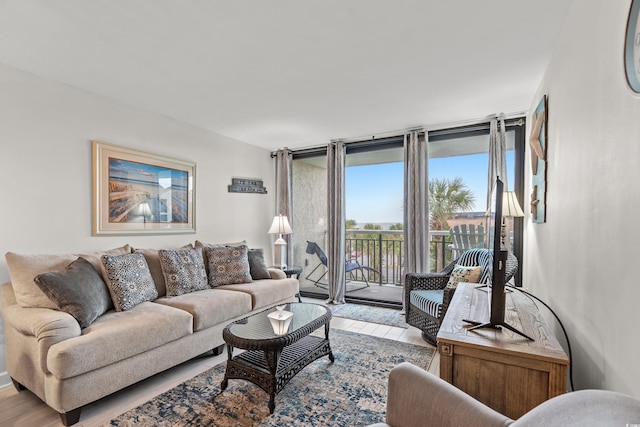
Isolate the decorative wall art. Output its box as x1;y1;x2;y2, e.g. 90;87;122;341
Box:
227;178;267;194
625;0;640;93
529;95;547;223
93;141;196;235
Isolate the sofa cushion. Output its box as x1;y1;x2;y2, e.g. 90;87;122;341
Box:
215;278;299;310
446;264;482;289
101;252;158;311
5;245;130;309
155;288;252;331
159;247;209;296
33;257;112;328
205;245;252;287
47;301;193;380
248;248;271;280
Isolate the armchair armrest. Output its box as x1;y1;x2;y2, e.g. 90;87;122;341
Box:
405;272;450;292
404;273;450;313
384;362;512;427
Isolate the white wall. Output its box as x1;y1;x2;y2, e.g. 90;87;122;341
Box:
524;1;640;397
0;65;276;388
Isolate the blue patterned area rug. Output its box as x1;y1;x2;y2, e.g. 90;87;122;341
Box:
106;330;433;426
327;303;408;328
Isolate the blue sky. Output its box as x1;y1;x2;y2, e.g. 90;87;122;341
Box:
345;152;515;224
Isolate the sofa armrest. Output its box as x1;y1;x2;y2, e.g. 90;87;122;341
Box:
384;362;512;427
268;268;286;280
2;302;81;374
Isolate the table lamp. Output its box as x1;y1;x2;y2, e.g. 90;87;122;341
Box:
268;214;293;269
501;192;524;251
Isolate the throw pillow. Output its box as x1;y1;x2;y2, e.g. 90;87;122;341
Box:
100;252;158;311
5;244;130;309
195;240;247;275
159;247;209;296
446;264;482;289
133;243;194;297
205;245;252;287
33;257;112;328
248;248;271;280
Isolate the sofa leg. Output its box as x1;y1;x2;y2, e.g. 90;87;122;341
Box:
11;377;25;392
59;408;82;426
212;344;225;356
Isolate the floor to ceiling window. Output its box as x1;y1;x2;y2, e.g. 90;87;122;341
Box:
288;118;526;306
428;120;526;285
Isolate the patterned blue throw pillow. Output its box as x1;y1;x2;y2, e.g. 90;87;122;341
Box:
205;245;252;287
159;247;209;296
101;252;158;311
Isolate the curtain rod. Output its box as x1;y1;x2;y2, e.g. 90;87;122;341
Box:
270;111;527;157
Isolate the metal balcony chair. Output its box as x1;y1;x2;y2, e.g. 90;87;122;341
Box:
304;241;380;292
405;248;518;345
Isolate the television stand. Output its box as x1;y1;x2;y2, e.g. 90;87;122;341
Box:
462;318;534;341
437;282;569;419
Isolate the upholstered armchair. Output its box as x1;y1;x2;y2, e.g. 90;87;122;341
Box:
405;248;518;345
367;362;640;427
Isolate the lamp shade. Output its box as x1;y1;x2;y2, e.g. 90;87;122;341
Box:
502;192;525;218
268;215;293;235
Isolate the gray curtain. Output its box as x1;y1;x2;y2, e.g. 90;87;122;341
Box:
326;141;346;304
275;148;293;263
487;114;507;209
403;131;430;277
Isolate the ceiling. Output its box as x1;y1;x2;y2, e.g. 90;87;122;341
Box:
0;0;574;151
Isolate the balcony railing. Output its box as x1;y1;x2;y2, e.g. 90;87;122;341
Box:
345;229;456;286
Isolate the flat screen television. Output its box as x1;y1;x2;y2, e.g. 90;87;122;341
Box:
463;177;533;341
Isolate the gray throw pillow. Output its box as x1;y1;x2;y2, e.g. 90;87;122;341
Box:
159;247;209;296
101;252;158;311
248;248;271;280
33;257;112;328
205;245;252;287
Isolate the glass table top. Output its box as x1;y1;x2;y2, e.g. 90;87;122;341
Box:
227;302;329;341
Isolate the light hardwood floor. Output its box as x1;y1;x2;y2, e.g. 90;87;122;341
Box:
0;307;437;427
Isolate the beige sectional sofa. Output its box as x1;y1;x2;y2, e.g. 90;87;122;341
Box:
0;243;299;426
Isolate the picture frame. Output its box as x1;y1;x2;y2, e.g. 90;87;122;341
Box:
530;95;547;223
625;0;640;93
92;141;196;235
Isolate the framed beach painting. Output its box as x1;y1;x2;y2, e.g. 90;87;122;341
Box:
92;141;196;235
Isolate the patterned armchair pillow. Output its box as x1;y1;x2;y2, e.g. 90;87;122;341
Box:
445;264;482;289
205;245;252;287
159;247;209;296
100;252;158;311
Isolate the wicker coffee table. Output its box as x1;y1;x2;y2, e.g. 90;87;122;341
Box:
221;302;334;413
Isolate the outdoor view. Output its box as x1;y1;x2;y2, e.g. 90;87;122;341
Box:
291;130;518;302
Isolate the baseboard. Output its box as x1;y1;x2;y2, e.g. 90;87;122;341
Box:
0;371;11;389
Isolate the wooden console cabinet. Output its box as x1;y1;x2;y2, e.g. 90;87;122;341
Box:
437;282;569;419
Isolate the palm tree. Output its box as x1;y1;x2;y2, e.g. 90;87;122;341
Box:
429;177;475;230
